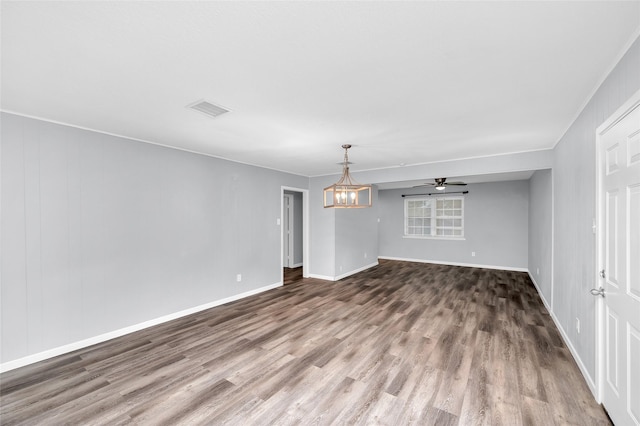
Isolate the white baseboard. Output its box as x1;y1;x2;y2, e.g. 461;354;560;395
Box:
378;256;527;272
307;273;335;281
308;261;379;282
527;270;597;399
0;281;282;373
334;261;379;281
290;263;303;268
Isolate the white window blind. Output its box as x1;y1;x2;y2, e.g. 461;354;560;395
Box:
404;196;464;238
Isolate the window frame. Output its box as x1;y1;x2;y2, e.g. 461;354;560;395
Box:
403;196;465;240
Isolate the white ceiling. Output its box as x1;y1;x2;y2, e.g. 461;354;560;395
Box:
2;1;639;178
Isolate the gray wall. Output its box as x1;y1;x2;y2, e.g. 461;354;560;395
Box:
378;180;529;270
528;169;553;304
334;187;379;277
1;113;308;365
308;175;336;278
308;174;379;279
551;36;640;384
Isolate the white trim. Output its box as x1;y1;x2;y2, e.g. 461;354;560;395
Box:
0;110;309;178
307;261;379;282
310;148;553;178
289;263;304;268
402;236;466;241
553;31;640;149
404;195;465;239
596;89;640;136
307;273;335;281
334;261;379;281
283;193;294;268
594;88;640;404
550;168;555;312
379;256;527;272
281;186;310;279
0;281;282;373
528;271;597;398
527;271;545;307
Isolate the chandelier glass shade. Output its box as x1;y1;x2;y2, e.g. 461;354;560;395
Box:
323;145;372;208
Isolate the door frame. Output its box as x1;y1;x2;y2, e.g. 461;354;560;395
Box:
283;193;294;268
594;88;640;404
281;186;309;281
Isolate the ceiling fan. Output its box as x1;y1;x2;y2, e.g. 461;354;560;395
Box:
414;177;467;191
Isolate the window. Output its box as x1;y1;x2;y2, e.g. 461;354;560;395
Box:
404;196;464;238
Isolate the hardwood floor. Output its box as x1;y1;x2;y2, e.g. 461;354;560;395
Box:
283;267;303;286
0;260;610;425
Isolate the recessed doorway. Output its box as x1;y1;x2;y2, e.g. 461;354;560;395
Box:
281;187;309;285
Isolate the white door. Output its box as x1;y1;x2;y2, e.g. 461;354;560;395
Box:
283;194;293;268
597;93;640;425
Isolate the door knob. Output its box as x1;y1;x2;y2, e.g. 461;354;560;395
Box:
600;269;606;279
590;287;605;297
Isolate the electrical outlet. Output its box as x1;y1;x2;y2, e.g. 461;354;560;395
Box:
471;252;476;257
536;267;540;275
364;252;368;259
576;318;580;333
236;274;242;282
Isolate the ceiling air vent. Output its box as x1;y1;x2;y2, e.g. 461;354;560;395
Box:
187;99;230;119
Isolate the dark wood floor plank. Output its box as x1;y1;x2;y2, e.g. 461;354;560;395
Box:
0;260;610;425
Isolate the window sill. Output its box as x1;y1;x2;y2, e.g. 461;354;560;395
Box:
403;235;466;241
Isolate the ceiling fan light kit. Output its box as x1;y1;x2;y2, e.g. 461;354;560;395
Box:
323;145;372;208
414;177;467;191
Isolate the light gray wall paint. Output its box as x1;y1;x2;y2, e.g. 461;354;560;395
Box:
308;175;379;279
1;113;308;364
284;190;303;266
378;181;529;270
551;36;640;383
308;175;336;278
334;187;379;277
528;169;553;304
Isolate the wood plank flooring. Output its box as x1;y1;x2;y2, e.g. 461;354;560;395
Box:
283;267;303;286
1;260;610;425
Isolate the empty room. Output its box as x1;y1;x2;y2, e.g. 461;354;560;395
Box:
1;1;639;425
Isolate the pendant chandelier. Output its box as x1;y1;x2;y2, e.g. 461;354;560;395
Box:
323;144;372;208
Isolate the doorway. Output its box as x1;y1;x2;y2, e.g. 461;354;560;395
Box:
281;187;309;284
595;89;640;425
283;193;294;268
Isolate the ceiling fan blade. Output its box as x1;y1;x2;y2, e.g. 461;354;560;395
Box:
445;182;467;186
412;183;436;188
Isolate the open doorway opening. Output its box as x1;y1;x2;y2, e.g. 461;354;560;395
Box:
282;187;309;285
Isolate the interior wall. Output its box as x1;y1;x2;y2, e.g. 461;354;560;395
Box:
308;175;336;279
1;113;308;366
308;175;379;280
528;169;553;304
334;187;379;278
378;180;529;270
551;35;640;389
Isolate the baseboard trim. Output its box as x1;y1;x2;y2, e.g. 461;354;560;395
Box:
290;263;303;268
308;261;379;282
334;261;379;281
307;273;335;281
527;270;597;399
378;256;527;272
0;281;282;373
